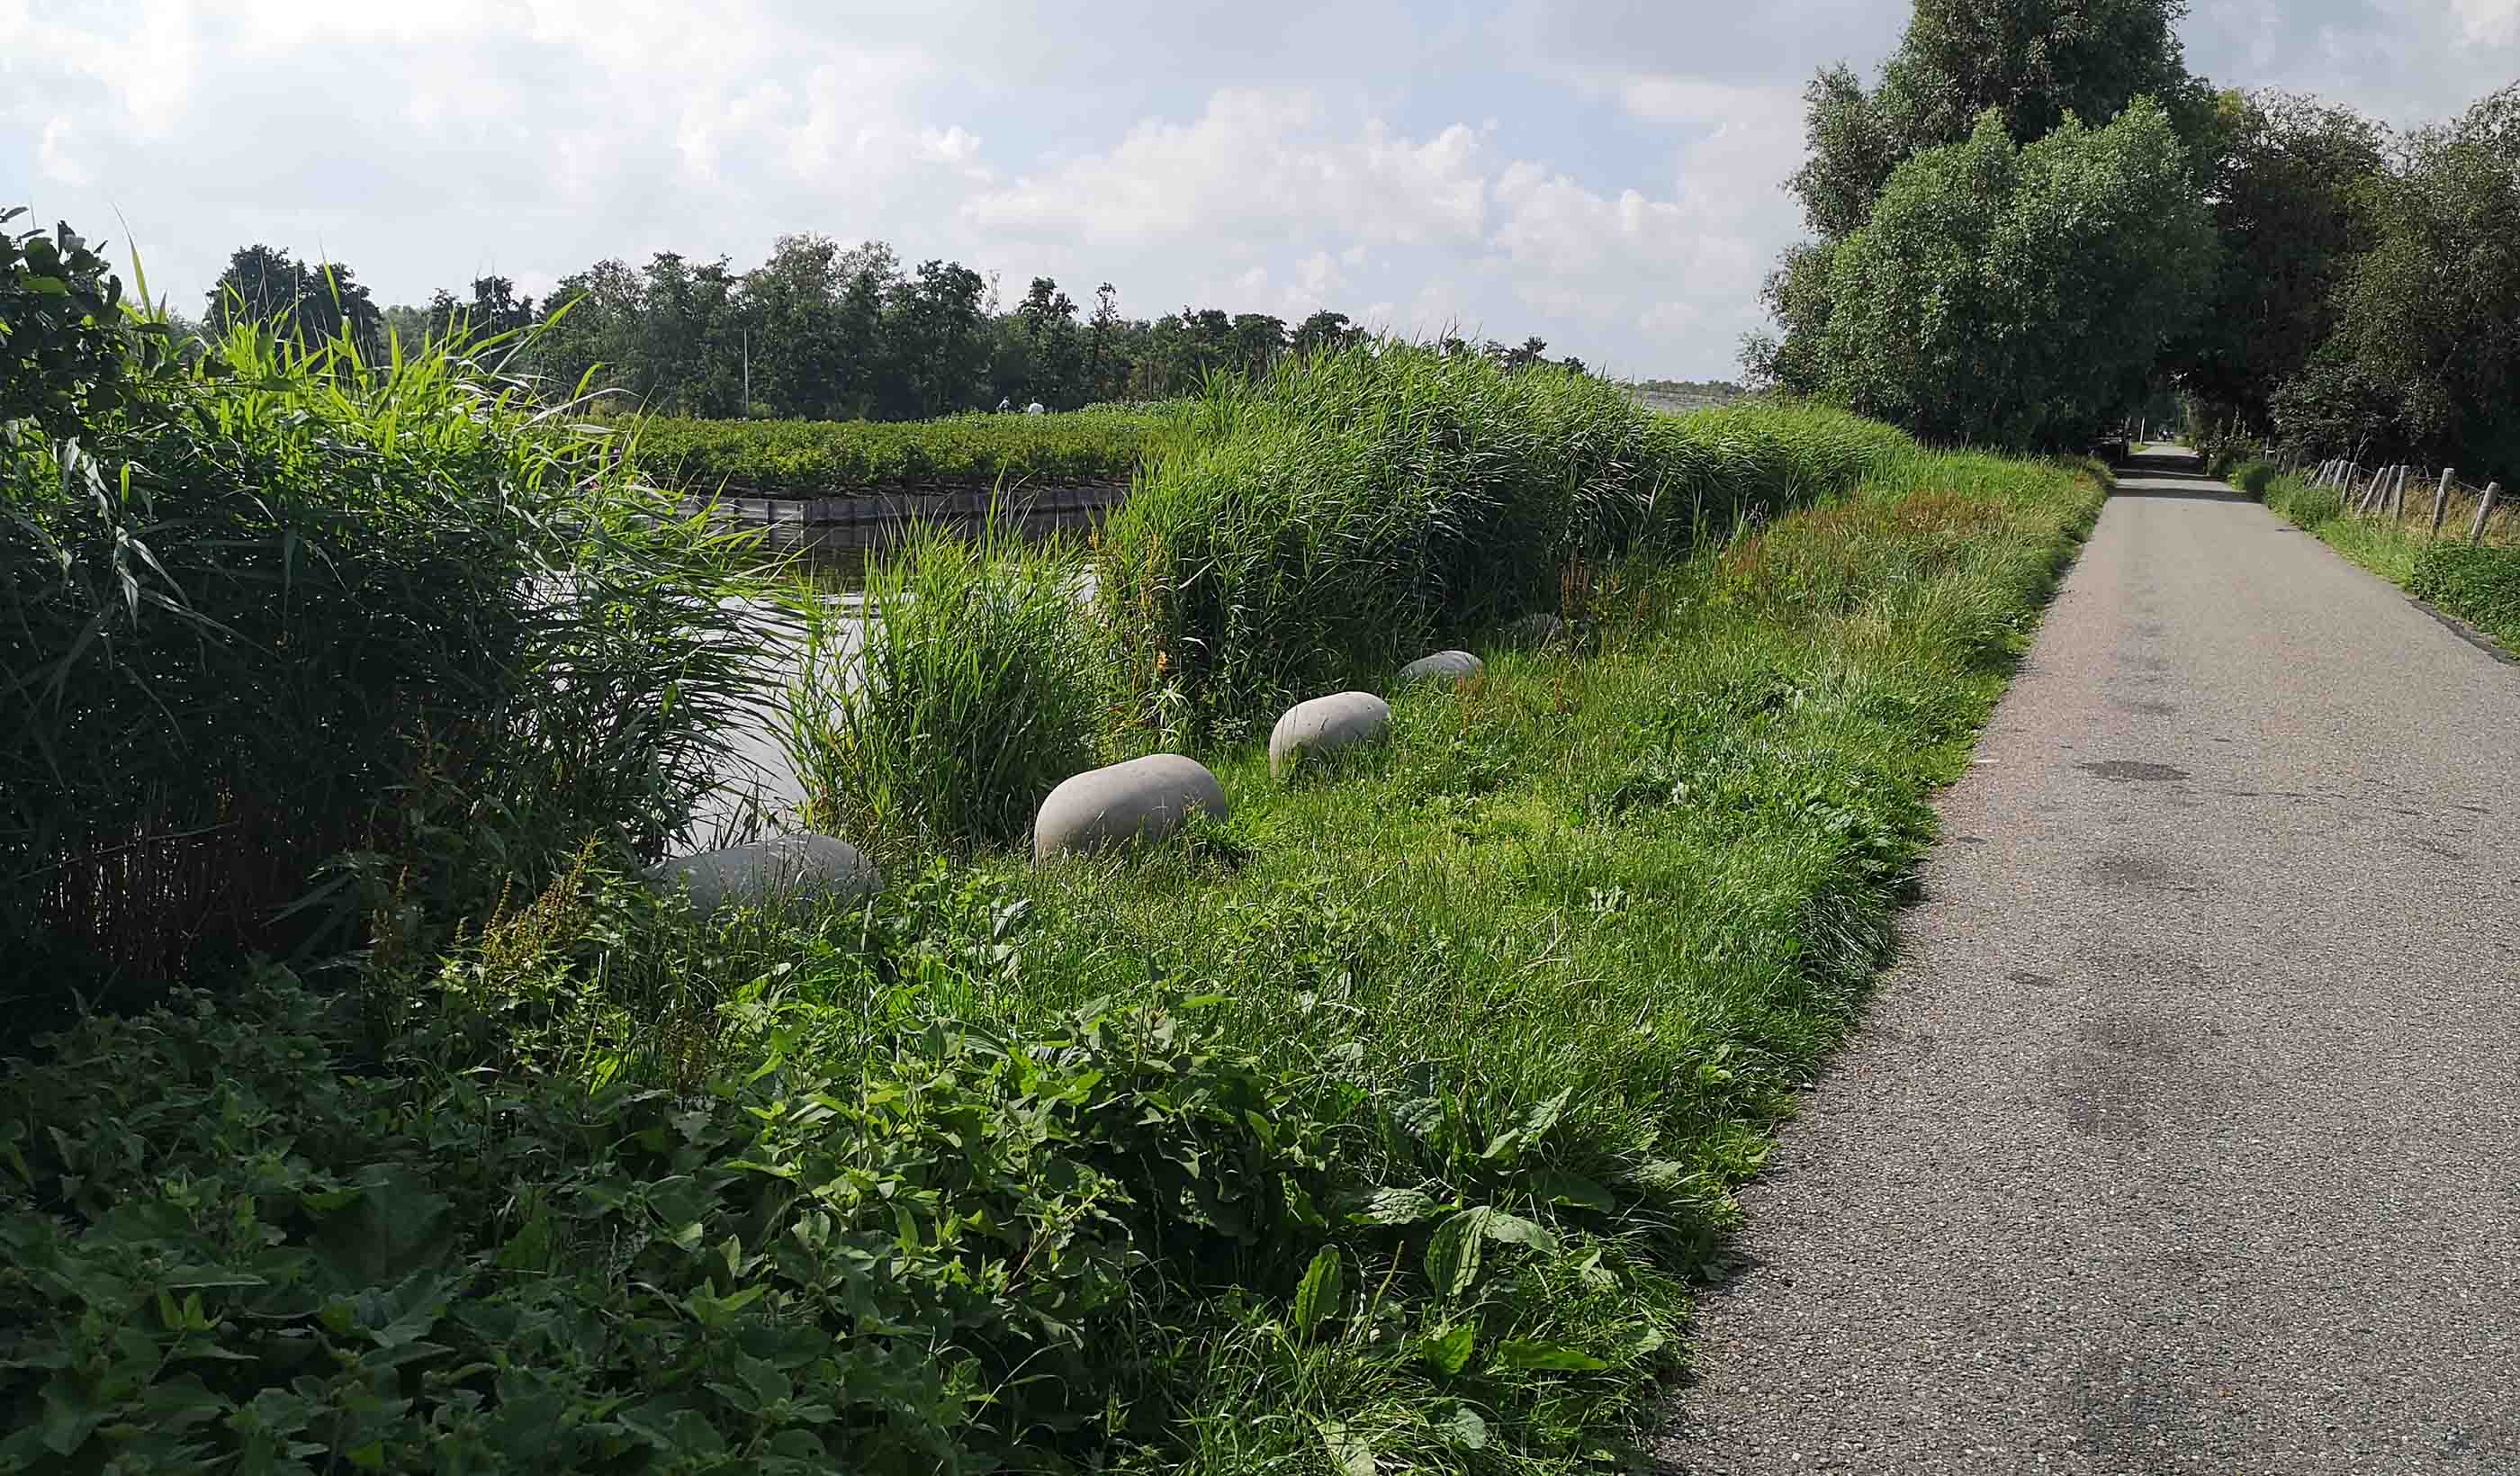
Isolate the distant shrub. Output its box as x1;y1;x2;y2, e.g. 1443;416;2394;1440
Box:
784;517;1100;849
2229;457;2282;498
634;407;1163;495
1095;339;1912;738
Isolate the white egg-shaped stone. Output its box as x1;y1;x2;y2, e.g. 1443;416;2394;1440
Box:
1269;691;1393;779
1033;754;1228;861
1399;650;1483;688
647;834;880;916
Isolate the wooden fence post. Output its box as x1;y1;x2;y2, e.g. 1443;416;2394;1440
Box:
2358;465;2390;515
2389;464;2408;519
2429;469;2455;538
2471;482;2502;545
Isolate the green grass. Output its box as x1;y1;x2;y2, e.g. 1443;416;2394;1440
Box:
3;432;2106;1472
634;407;1166;496
782;516;1102;852
2264;467;2520;652
1097;342;1912;742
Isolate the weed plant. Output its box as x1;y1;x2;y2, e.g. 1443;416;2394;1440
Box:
783;515;1100;851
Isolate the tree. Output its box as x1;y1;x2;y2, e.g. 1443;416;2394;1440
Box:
2174;91;2384;426
1777;0;2216;287
1812;99;2216;447
1506;336;1550;371
2301;82;2520;474
739;234;848;418
1228;313;1285;379
1290;310;1356;356
1010;275;1082;407
883;260;989;418
205;244;384;357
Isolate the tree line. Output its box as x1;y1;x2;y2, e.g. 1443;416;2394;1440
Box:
194;238;1592;422
1750;0;2518;480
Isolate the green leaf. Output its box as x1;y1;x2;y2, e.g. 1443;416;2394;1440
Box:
1480;1210;1556;1253
1424;1207;1487;1298
1518;1085;1573;1138
1318;1421;1376;1476
1423;1322;1476;1375
1291;1246;1343;1342
1495;1338;1608;1372
1359;1187;1440;1225
1440;1405;1490;1450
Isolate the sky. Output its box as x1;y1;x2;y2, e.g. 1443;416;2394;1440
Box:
5;1;2517;382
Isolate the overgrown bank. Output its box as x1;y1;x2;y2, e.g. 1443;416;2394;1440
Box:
2244;460;2520;652
5;275;2106;1472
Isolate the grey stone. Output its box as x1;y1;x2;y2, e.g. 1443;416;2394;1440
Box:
647;833;880;916
1399;650;1483;687
1269;691;1393;778
1506;613;1569;648
1033;754;1228;861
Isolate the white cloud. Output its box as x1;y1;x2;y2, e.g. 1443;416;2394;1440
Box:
4;0;2511;382
2449;0;2520;44
960;88;1489;253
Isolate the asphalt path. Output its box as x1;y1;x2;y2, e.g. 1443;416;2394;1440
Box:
1661;451;2520;1473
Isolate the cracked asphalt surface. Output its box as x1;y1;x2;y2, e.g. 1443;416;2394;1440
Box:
1660;452;2520;1474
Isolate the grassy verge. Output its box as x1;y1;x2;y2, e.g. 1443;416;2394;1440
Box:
634;407;1165;496
2256;464;2520;652
4;422;2104;1471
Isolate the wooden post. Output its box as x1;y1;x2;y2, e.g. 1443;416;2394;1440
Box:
2429;468;2455;538
2358;465;2389;515
2472;482;2501;545
2389;464;2408;520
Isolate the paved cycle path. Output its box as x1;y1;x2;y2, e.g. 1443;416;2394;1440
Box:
1662;451;2520;1473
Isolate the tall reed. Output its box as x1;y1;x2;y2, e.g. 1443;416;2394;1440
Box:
782;512;1100;850
1095;340;1913;739
3;308;772;1009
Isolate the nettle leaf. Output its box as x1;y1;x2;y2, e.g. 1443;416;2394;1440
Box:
1291;1246;1343;1341
1422;1322;1476;1376
1423;1207;1487;1298
1494;1338;1608;1372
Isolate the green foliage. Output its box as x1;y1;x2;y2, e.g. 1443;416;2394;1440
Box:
634;406;1161;494
1778;0;2211;248
2408;544;2520;641
1;210;166;444
0;424;2108;1472
2;303;771;1008
1811;100;2216;448
784;518;1101;850
1095;340;1912;737
2174;90;2385;425
204;243;385;361
0;960;1336;1474
2313;82;2520;479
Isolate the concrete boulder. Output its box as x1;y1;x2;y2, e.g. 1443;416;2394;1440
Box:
1034;754;1228;861
1269;691;1392;778
647;833;880;916
1399;650;1483;688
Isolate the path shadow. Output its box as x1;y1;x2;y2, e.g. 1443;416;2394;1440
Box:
2112;454;2251;502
